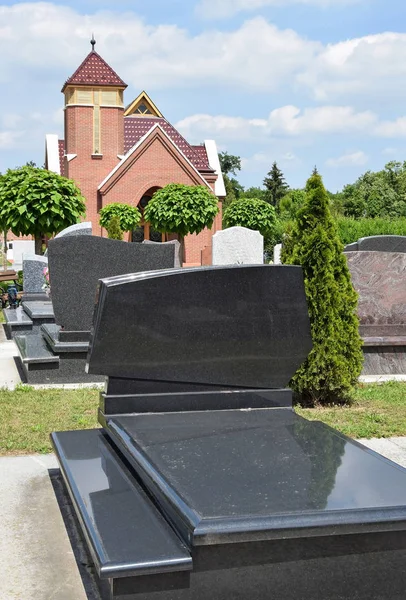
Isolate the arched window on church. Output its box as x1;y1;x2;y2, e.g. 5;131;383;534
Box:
132;194;164;243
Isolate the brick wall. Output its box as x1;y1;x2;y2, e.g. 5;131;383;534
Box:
66;105;124;237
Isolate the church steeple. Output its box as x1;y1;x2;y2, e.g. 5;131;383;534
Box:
63;43;126;160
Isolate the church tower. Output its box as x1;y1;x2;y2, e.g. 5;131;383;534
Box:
61;37;127;230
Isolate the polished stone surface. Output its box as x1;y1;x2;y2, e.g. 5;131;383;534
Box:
54;221;92;238
363;346;406;375
143;239;182;268
212;226;264;265
344;235;406;253
346;251;406;373
51;429;192;579
22;254;48;294
41;323;89;353
48;236;175;332
100;389;292;416
3;307;33;339
105;409;406;545
3;307;33;326
346;251;406;327
87;265;312;389
23;301;54;320
15;334;59;364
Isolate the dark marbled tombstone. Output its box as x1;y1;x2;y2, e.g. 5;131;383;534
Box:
52;265;406;600
15;236;175;383
346;251;406;374
344;234;406;253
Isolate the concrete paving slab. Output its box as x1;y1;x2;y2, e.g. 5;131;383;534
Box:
359;374;406;383
0;454;96;600
358;437;406;469
0;332;22;389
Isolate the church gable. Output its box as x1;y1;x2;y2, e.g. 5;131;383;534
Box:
124;91;163;118
99;124;211;197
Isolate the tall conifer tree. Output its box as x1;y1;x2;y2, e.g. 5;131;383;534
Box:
282;171;363;405
263;161;288;206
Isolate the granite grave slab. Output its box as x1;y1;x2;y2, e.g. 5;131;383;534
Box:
48;236;174;333
87;265;312;389
212;226;263;265
54;221;92;238
22;253;49;300
346;251;406;374
52;264;406;600
143;239;181;267
344;235;406;253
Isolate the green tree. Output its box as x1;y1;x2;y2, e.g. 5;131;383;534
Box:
263;161;289;207
218;152;243;208
106;215;123;240
278;189;306;220
0;166;86;255
99;202;141;233
281;171;363;406
342;164;406;219
218;152;241;176
144;184;219;262
223;198;277;237
241;187;267;201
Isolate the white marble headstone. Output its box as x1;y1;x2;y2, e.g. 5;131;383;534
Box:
212;226;264;265
273;244;282;265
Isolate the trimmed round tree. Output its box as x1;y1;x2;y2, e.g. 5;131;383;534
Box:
223;198;277;237
0;166;86;254
282;171;363;405
99;202;141;234
144;184;219;261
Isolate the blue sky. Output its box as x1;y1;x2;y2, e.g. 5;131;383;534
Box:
1;0;406;192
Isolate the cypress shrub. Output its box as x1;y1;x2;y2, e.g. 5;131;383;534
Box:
106;215;123;240
282;172;363;406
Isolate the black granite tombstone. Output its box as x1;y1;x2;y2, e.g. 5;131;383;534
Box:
14;236;175;384
48;236;175;333
344;234;406;253
52;265;406;600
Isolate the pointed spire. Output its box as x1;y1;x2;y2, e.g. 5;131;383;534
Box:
91;33;96;52
61;44;127;92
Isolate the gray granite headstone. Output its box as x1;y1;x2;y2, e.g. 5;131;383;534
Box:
212;226;264;265
54;222;92;239
48;236;175;332
344;235;406;253
22;254;48;293
142;239;182;268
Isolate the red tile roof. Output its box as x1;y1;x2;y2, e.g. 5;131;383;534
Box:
58;140;65;177
124;117;213;172
61;51;127;92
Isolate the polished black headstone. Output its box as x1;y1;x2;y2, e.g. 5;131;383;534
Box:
48;236;175;332
344;235;406;253
87;265;312;389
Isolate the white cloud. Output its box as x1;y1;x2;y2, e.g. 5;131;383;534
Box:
196;0;359;19
300;32;406;101
382;147;397;156
0;3;405;106
326;151;368;168
176;105;379;142
0;131;25;150
0;6;318;92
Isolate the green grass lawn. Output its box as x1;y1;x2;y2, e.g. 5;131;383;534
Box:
0;382;406;455
0;309;5;323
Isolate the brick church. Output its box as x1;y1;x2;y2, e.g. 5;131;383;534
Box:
45;40;225;265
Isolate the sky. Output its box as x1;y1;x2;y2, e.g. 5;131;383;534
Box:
1;1;406;192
